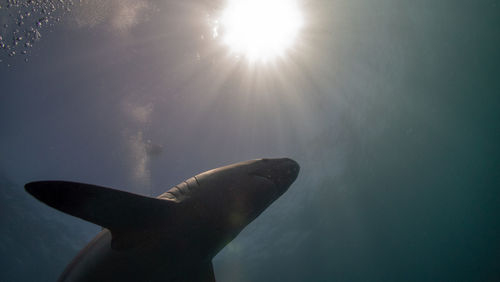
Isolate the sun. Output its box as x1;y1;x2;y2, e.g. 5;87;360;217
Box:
217;0;303;62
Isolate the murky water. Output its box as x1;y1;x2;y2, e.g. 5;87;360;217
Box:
1;0;499;281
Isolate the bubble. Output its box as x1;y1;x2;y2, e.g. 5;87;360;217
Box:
37;17;47;26
1;0;76;60
34;30;41;40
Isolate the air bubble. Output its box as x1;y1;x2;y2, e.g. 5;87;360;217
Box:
1;0;73;60
34;30;41;40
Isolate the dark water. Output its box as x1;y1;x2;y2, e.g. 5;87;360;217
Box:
1;0;499;281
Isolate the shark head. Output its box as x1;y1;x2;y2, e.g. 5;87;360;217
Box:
248;158;301;194
195;158;299;213
199;157;298;191
170;158;299;255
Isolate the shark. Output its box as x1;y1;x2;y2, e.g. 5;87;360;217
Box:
25;158;300;281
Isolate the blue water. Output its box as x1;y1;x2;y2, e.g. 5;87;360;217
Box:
1;0;499;281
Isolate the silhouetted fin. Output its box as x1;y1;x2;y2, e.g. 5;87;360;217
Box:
25;181;175;232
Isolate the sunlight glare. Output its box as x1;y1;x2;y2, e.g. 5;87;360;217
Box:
219;0;303;62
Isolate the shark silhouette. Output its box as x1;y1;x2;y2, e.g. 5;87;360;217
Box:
25;158;300;281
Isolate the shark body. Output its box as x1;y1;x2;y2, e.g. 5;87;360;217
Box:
25;158;300;281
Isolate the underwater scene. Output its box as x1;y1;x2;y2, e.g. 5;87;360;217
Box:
1;0;499;281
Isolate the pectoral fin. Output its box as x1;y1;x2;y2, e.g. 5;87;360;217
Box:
25;181;175;234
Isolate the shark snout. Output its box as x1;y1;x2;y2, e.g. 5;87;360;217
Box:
282;158;300;175
279;158;300;186
253;158;300;191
